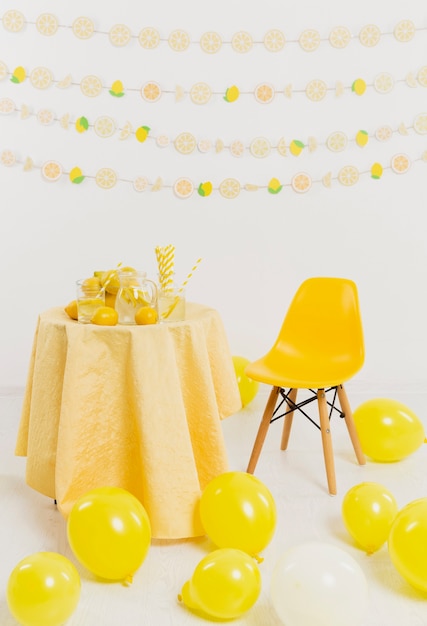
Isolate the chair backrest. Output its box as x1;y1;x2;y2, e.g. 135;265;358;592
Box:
273;277;364;376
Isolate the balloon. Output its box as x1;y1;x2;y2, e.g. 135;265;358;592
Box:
388;498;427;592
270;542;368;626
180;548;261;620
7;552;80;626
199;471;276;556
342;482;398;553
67;486;151;581
353;398;425;462
232;356;259;407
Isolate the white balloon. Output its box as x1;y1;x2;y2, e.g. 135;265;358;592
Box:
270;542;368;626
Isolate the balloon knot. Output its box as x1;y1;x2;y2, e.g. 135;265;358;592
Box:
123;574;133;586
252;554;264;564
177;594;183;603
424;438;427;444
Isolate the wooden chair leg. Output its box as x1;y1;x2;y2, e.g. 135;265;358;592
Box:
337;384;366;466
317;389;337;495
281;388;298;450
247;386;280;474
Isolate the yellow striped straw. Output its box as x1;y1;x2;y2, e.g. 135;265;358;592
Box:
155;244;175;293
163;257;203;319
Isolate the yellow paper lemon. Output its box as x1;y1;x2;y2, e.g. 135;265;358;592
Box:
371;162;383;179
136;126;150;143
198;181;213;197
69;166;85;184
355;130;369;147
75;116;89;133
224;85;240;103
352;78;367;96
109;80;124;97
11;66;26;84
289;140;304;156
268;177;283;194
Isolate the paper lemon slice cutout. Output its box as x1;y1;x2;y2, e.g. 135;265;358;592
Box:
306;79;327;101
95;167;117;189
254;83;275;104
59;113;70;129
0;60;8;81
151;177;163;191
299;29;321;52
394;20;416;42
329;26;351;49
219;178;241;199
36;13;58;36
374;73;394;94
291;172;312;193
119;121;133;140
231;31;253;53
335;81;345;97
417;66;427;87
215;139;225;153
326;131;347;152
391;153;411;174
42;160;62;182
141;81;162;102
109;24;132;47
156;135;170;148
21;104;30;119
230;140;245;157
174;177;194;199
175;85;185;102
190;82;211;105
322;172;332;188
23;157;34;171
338;165;359;186
0;150;16;167
0;97;15;114
398;122;409;135
80;75;103;97
245;183;259;191
56;74;72;89
414;113;427;135
198;139;212;153
30;66;52;90
37;109;55;125
284;84;293;98
168;29;190;51
94;116;116;138
405;73;418;88
174;132;196;155
375;125;393;141
133;176;149;192
72;16;94;40
2;10;25;32
200;31;222;53
264;29;285;52
250;137;271;158
359;24;381;47
277;137;287;156
138;27;160;49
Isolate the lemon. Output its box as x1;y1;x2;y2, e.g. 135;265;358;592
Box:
352;78;367;96
64;300;78;320
136;126;150;143
268;177;283;194
91;306;119;326
224;85;239;103
11;66;26;84
371;163;383;179
135;306;158;325
289;140;304;156
69;166;85;184
355;130;369;147
75;116;89;133
197;181;213;197
109;79;124;97
101;266;136;294
105;292;117;308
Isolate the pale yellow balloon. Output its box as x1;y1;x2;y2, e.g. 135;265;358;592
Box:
232;356;259;406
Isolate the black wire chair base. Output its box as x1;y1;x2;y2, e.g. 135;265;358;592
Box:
270;386;344;431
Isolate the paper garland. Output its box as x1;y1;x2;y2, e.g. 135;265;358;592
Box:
1;97;427;157
1;11;425;53
1;146;426;196
1;60;427;103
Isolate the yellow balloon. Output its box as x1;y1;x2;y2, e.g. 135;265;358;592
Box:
232;356;259;407
388;498;427;592
199;471;276;556
342;482;398;554
180;548;261;620
67;486;151;581
353;398;425;461
7;552;80;626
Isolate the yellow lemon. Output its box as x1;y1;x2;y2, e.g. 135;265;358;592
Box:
109;79;124;97
69;166;85;184
371;162;383;179
268;177;283;194
105;292;117;308
11;66;26;84
64;300;78;320
101;266;136;294
75;116;89;133
355;130;369;147
224;85;240;103
198;181;213;197
136;126;150;143
135;306;158;325
91;306;119;326
289;140;304;156
81;276;101;295
352;78;367;96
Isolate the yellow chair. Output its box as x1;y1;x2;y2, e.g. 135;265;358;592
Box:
245;277;366;495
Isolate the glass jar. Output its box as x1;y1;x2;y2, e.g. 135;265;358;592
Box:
115;270;157;325
157;275;186;322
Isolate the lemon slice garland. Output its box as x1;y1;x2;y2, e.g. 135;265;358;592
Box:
1;11;425;53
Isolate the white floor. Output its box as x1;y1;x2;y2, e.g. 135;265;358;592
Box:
1;387;427;626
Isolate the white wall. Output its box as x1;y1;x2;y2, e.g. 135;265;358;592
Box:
1;0;426;393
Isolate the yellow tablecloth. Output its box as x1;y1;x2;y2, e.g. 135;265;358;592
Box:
16;303;242;539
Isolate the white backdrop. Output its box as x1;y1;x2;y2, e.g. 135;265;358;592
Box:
1;0;426;393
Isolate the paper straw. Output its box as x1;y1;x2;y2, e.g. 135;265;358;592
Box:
162;258;203;319
155;244;175;293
